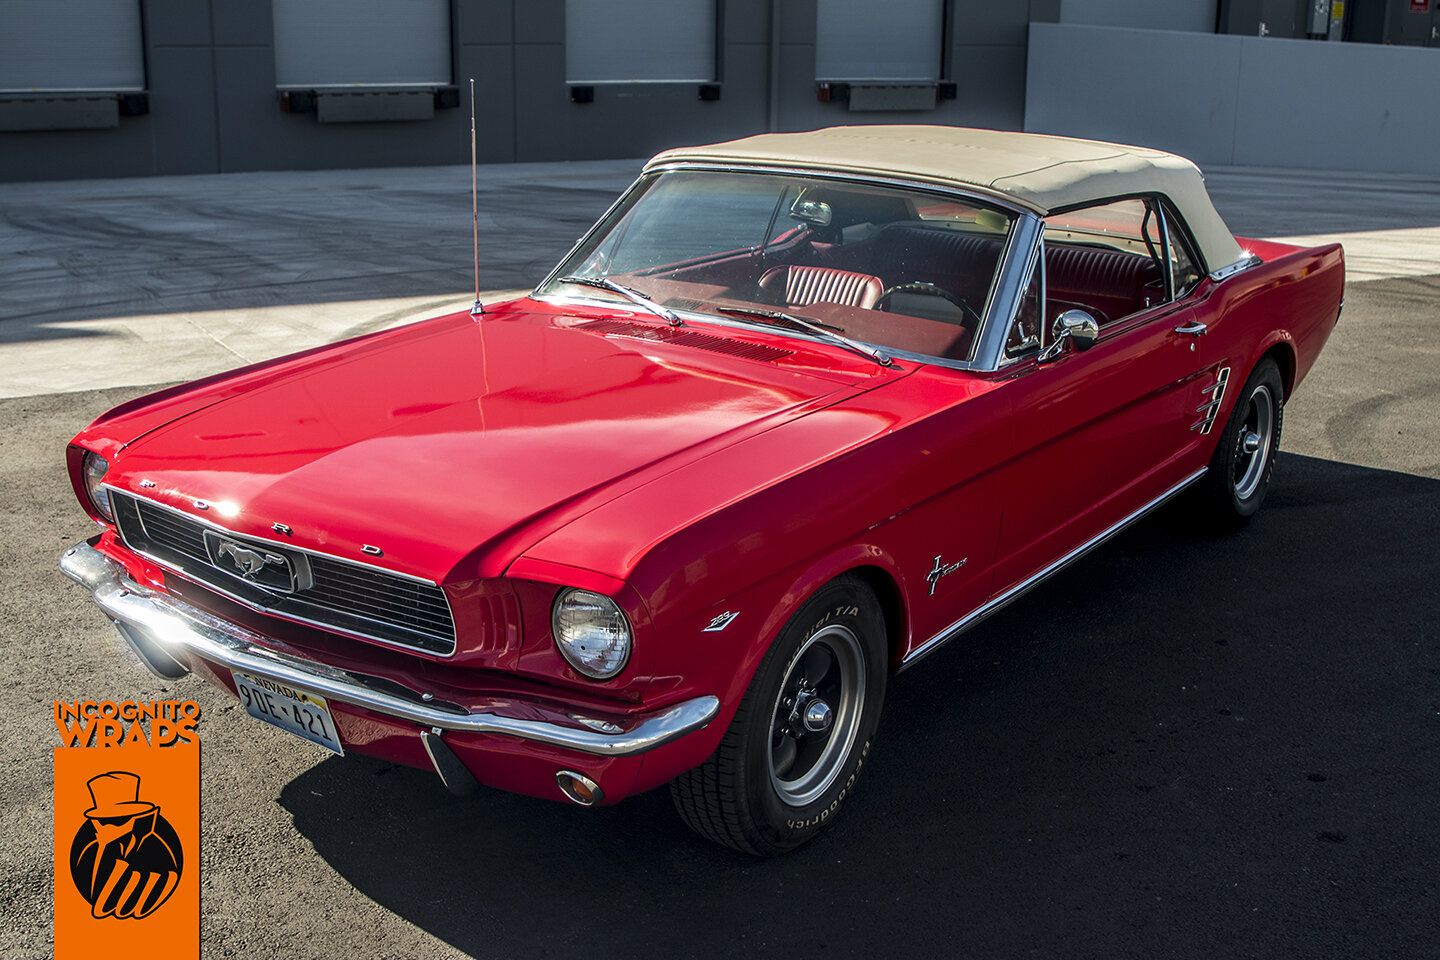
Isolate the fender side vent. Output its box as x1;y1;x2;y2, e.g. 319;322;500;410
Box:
577;319;793;362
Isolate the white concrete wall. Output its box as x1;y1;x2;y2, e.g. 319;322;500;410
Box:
1026;22;1440;175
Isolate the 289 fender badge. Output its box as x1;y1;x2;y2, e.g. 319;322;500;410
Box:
703;611;739;632
925;555;967;596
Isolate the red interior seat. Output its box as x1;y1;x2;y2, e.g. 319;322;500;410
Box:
759;265;884;309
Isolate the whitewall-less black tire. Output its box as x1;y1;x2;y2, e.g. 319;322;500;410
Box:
1201;356;1284;522
670;576;888;856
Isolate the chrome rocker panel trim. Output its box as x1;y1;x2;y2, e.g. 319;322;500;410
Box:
900;468;1207;670
60;541;719;757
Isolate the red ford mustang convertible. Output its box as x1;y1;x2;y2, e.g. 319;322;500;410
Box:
62;126;1343;855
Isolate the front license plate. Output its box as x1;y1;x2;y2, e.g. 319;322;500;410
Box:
233;671;344;756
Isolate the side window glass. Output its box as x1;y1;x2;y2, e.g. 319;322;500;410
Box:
1005;252;1042;358
1042;199;1168;328
1167;217;1203;297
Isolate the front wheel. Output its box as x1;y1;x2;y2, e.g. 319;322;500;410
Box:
670;576;888;856
1199;356;1284;523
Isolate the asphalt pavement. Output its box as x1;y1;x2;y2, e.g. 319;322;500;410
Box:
2;158;1438;959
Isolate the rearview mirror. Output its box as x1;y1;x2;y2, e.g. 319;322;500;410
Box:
789;196;833;227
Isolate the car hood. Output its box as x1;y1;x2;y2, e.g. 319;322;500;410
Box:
96;303;902;581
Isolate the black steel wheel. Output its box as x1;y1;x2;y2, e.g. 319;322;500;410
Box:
1201;356;1284;522
670;576;888;856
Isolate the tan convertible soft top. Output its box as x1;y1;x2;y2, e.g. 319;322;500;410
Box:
648;125;1245;274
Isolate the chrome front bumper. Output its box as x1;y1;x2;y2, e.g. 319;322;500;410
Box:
59;540;718;757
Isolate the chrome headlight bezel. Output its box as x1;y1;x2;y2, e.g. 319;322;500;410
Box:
551;587;632;680
82;451;114;522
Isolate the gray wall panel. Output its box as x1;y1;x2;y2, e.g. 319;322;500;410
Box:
146;45;219;175
1231;36;1439;172
779;0;817;43
515;0;564;44
0;119;156;180
457;43;518;164
725;0;770;45
210;0;273;47
1027;22;1440;175
956;2;1034;45
212;44;286;171
143;0;212;47
513;43;568;160
1026;23;1242;165
947;44;1027;130
457;0;512;44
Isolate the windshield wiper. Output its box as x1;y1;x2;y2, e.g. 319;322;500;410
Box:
717;306;892;367
716;305;845;332
556;276;682;327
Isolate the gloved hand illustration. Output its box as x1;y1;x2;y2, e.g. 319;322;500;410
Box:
70;772;183;919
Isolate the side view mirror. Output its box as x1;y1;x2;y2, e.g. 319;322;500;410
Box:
1037;309;1099;363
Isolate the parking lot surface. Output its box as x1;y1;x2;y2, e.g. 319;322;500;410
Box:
2;159;1437;959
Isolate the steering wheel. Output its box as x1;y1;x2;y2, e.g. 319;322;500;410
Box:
874;282;982;327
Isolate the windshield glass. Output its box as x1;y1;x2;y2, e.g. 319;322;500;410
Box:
537;170;1019;364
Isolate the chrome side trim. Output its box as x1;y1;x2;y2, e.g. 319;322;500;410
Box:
899;468;1207;670
1208;252;1262;283
60;541;720;757
1191;366;1230;434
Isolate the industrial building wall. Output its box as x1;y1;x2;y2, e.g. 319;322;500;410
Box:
0;0;1055;182
1025;21;1440;175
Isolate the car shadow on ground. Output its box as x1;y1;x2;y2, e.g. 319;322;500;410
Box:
277;453;1440;960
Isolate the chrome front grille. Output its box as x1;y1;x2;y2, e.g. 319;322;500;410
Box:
111;491;456;655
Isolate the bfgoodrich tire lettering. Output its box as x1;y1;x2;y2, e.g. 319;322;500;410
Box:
670;576;888;856
1201;356;1284;522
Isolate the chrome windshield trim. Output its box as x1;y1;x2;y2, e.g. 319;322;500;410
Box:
900;468;1207;670
981;214;1046;372
60;541;720;757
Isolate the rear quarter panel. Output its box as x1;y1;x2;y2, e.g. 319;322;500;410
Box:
1206;239;1345;399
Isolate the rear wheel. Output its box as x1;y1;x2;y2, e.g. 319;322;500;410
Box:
1200;356;1284;522
670;576;888;856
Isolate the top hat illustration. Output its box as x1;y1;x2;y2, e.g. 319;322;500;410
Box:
84;772;158;820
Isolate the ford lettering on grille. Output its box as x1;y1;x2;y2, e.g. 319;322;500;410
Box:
110;491;457;655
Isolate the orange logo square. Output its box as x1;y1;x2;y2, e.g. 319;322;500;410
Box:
53;704;199;960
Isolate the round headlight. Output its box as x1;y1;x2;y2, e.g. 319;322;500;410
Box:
83;451;114;522
552;588;631;680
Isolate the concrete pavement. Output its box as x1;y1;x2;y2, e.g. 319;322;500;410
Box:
2;160;1439;399
0;159;641;397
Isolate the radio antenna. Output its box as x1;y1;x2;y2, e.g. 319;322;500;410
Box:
469;77;483;317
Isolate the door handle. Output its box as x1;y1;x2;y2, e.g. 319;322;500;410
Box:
1174;321;1208;336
